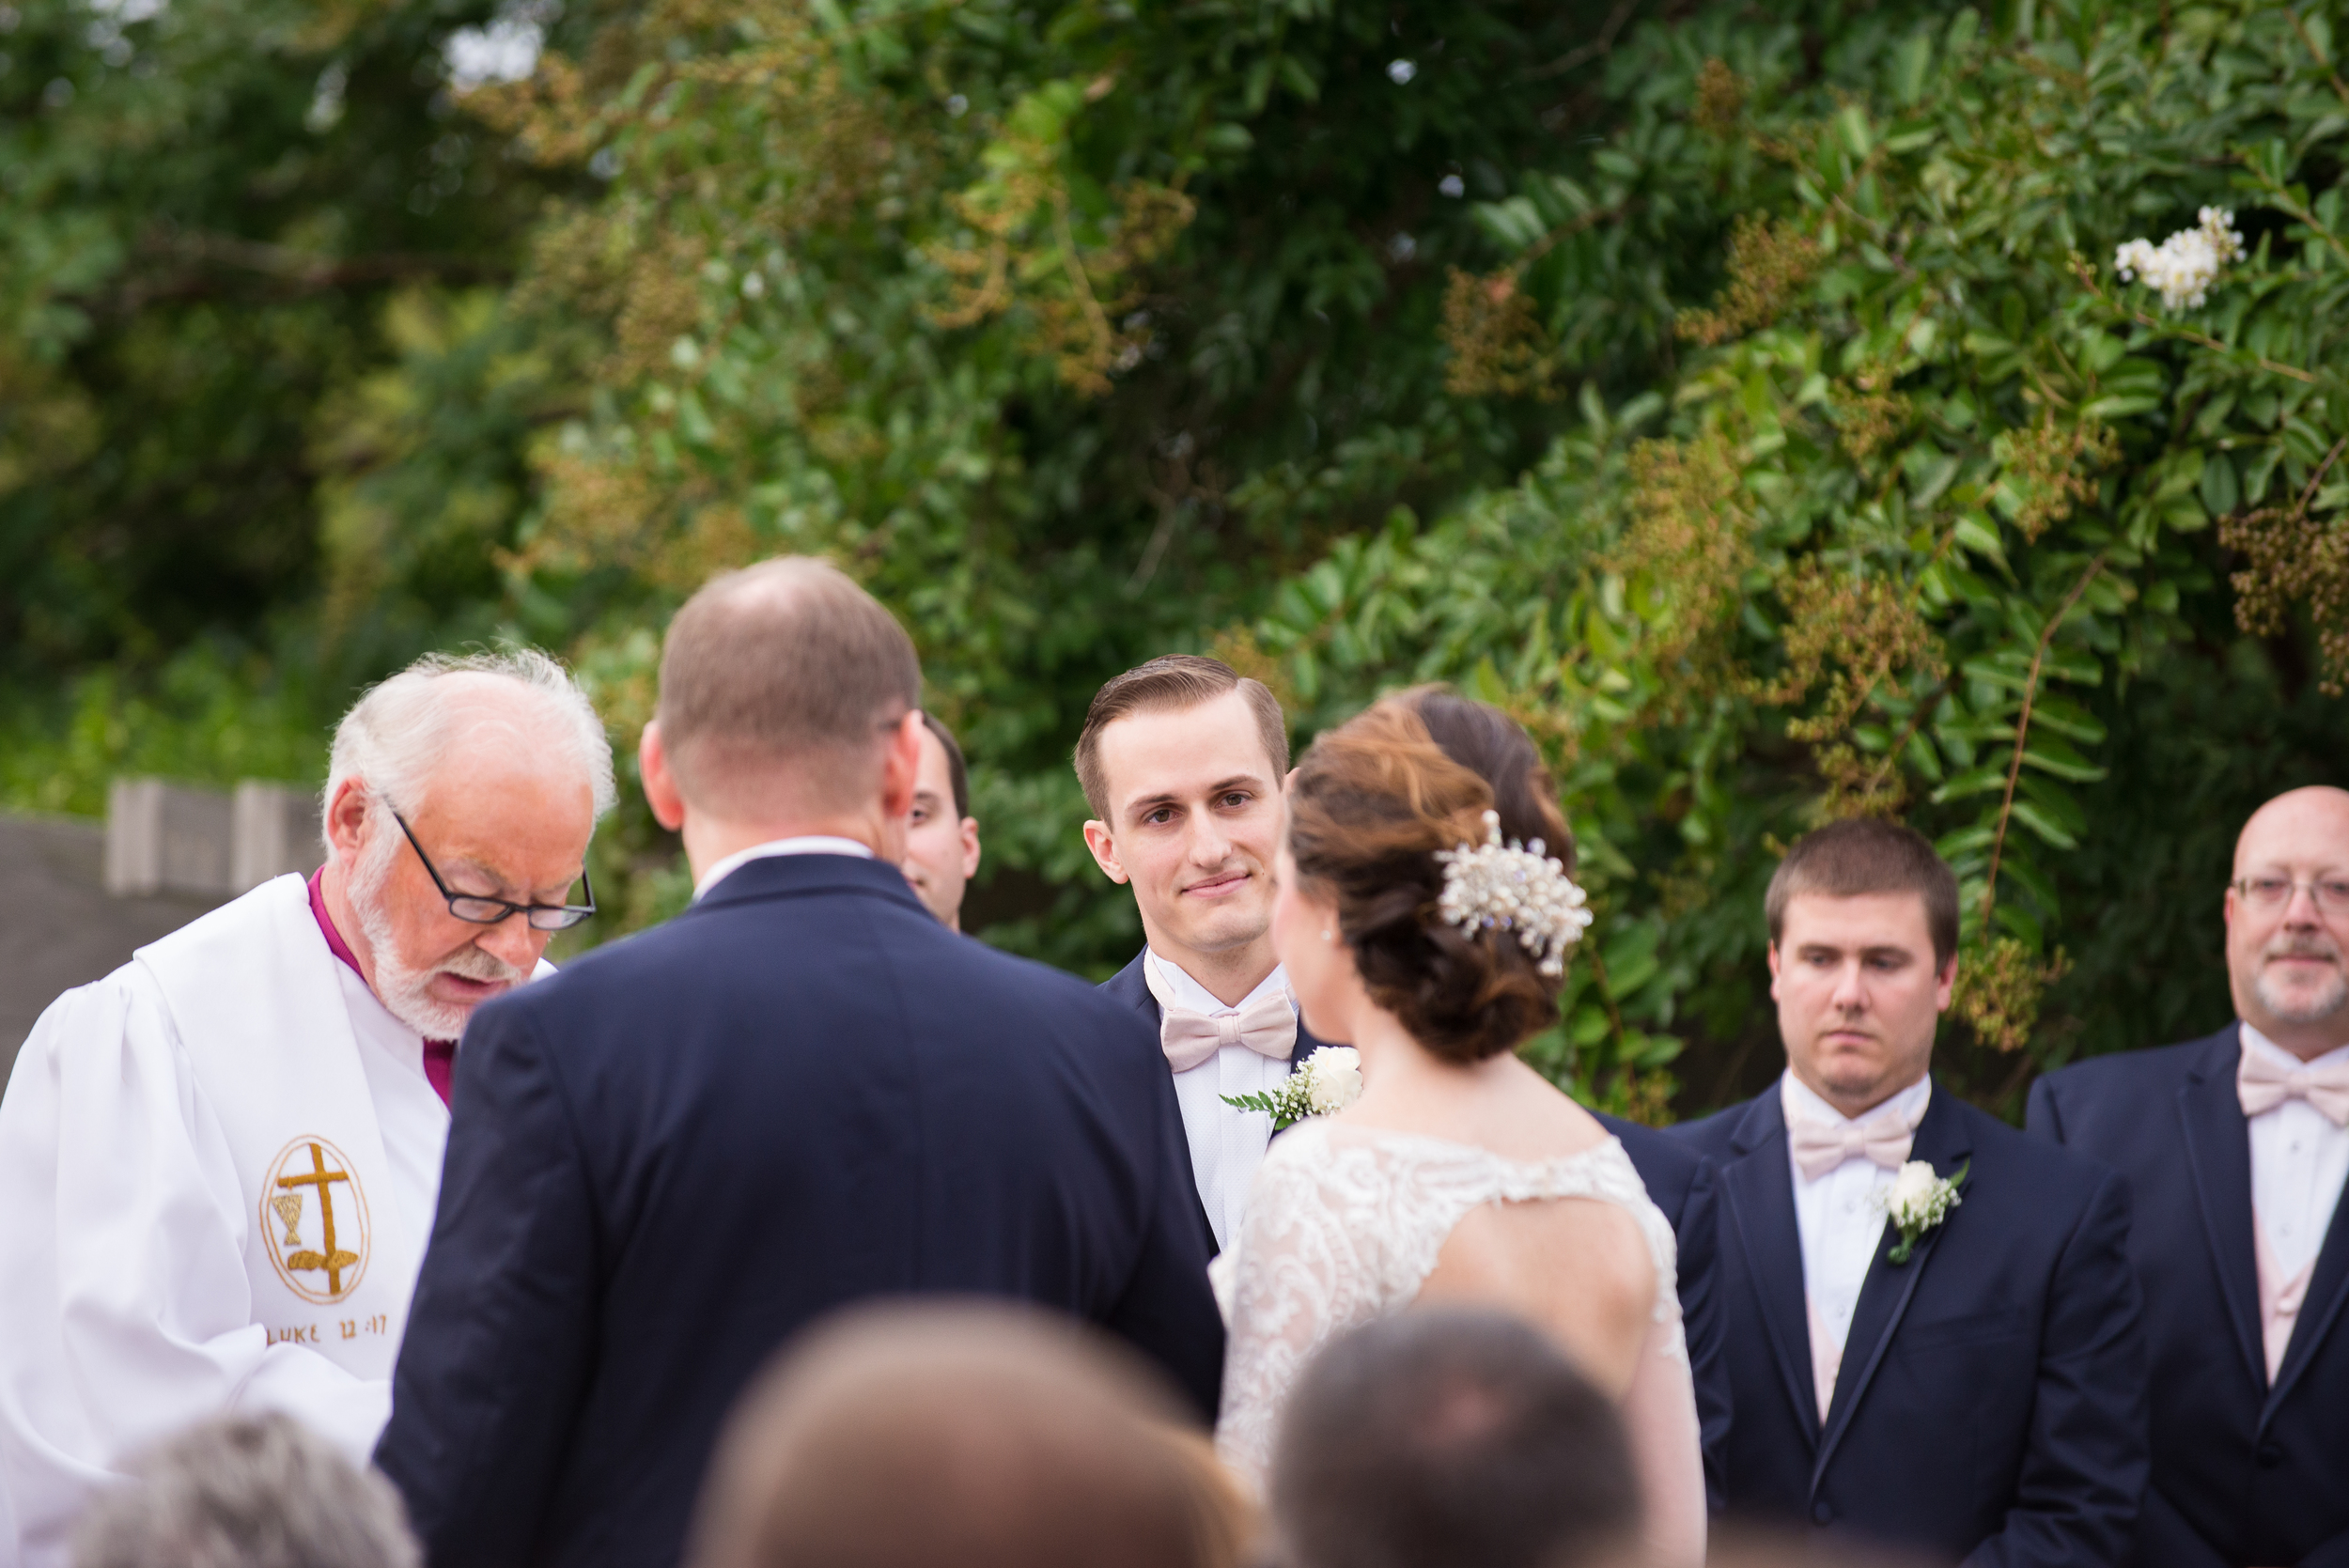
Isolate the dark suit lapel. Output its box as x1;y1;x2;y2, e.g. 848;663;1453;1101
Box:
1812;1086;1973;1487
2177;1026;2265;1392
1102;949;1159;1023
1101;950;1221;1257
1714;1093;1822;1448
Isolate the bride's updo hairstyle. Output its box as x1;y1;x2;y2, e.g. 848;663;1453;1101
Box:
1396;685;1578;879
1285;691;1576;1064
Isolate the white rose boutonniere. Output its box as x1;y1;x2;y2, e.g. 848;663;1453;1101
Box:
1222;1047;1363;1131
1876;1158;1968;1265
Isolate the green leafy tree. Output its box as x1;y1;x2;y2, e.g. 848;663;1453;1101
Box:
0;0;562;806
1244;0;2349;1116
7;0;2344;1126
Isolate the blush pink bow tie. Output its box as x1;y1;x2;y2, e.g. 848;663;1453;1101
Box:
2238;1049;2349;1126
1161;992;1297;1074
1789;1110;1916;1181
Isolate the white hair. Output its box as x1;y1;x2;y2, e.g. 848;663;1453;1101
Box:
71;1410;420;1568
321;646;617;854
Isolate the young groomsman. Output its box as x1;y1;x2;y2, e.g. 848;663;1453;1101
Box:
2030;784;2349;1567
1076;656;1327;1256
1674;818;2146;1564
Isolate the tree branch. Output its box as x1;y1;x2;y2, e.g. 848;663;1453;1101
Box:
1980;551;2108;936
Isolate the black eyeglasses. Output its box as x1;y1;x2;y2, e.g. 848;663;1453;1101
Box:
392;811;598;930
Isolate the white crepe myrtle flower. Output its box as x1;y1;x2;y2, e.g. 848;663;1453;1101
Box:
2114;207;2244;312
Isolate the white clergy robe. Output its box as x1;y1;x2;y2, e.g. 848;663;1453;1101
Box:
0;874;541;1567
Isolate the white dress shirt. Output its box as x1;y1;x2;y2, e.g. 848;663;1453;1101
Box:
1783;1070;1934;1359
1146;950;1295;1252
2242;1023;2349;1285
693;835;874;900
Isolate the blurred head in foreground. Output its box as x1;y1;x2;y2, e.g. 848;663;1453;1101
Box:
688;1301;1252;1568
1271;1308;1640;1568
72;1411;419;1568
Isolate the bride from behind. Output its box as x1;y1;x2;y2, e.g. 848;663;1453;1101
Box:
1214;691;1703;1565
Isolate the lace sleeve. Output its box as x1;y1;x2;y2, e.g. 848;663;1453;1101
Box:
1622;1262;1706;1566
1212;1127;1377;1489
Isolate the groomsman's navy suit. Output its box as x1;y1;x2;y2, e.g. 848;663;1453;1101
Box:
1102;947;1732;1508
1673;1080;2148;1565
2030;1026;2349;1567
377;856;1223;1568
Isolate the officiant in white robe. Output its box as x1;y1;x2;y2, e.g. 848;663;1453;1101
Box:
0;647;614;1568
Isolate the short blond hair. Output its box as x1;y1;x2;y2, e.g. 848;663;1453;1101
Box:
1073;655;1288;820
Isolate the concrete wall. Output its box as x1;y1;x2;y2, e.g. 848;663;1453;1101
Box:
2;780;318;1090
0;814;226;1089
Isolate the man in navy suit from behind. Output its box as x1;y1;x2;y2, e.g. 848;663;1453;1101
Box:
1674;818;2145;1565
2030;785;2349;1567
374;559;1222;1568
1076;662;1728;1500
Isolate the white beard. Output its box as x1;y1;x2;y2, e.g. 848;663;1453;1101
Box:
347;829;526;1040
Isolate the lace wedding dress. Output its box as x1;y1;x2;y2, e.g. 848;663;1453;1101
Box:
1213;1120;1706;1565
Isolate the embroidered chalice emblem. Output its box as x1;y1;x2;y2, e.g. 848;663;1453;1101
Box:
259;1137;371;1305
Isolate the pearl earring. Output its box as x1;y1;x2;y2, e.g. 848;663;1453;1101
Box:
1321;927;1334;941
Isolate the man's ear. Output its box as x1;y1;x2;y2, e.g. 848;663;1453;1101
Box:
1081;819;1128;885
958;817;982;879
879;710;925;820
1934;953;1958;1013
323;777;373;868
640;722;687;831
1765;940;1782;1002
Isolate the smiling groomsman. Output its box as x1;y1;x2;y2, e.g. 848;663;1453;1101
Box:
2030;785;2349;1567
1076;656;1324;1257
1674;818;2146;1565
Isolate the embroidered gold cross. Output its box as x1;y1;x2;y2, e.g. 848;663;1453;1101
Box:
275;1142;358;1296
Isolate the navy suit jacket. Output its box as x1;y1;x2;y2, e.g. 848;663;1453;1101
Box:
1102;949;1729;1507
376;857;1223;1568
2030;1026;2349;1568
1673;1081;2147;1566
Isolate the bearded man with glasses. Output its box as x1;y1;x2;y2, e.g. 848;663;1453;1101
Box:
0;648;612;1568
2031;784;2349;1568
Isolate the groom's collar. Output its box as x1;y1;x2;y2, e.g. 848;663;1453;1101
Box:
1143;948;1289;1017
690;849;927;916
693;835;874;901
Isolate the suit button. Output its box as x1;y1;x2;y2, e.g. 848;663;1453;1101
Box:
1812;1502;1834;1525
2257;1444;2284;1470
